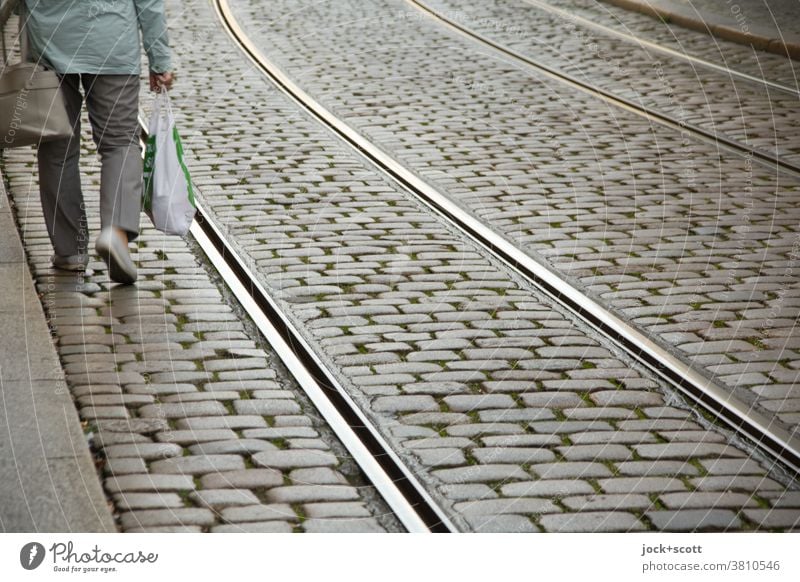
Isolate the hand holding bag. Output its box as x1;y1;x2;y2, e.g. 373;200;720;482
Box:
0;0;72;148
143;90;196;236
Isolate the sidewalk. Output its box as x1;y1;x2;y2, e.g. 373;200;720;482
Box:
601;0;800;59
0;169;114;532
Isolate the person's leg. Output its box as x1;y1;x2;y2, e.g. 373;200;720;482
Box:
36;74;89;259
82;74;142;284
82;74;142;242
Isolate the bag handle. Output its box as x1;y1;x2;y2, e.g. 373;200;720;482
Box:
151;89;172;123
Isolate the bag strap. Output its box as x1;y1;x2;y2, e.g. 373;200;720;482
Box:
1;0;23;67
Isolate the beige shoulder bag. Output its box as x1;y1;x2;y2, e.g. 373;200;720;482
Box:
0;0;72;148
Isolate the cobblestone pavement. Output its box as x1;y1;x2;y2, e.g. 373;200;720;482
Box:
418;0;800;166
56;0;800;531
553;0;800;86
225;0;800;437
1;145;396;534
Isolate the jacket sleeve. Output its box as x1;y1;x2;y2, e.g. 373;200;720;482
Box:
134;0;172;72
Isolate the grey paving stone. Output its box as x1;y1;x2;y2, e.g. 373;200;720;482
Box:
112;493;184;511
446;423;526;437
232;399;303;416
569;431;658;445
211;521;294;533
481;434;561;447
616;461;701;477
590;390;665;407
94;431;152;448
267;485;361;503
139;402;228;418
660;492;760;509
413;448;467;467
599;477;687;494
654;431;727;444
150;455;246;475
531;462;614;479
162;391;239;403
646;509;743;531
443;394;517;411
439;484;498;501
303;502;373;519
119;508;216;530
105;474;196;493
700;458;770;475
101;443;182;460
373;395;440;413
252;449;339;469
401;412;472;424
763;491;800;508
557;444;633;461
103;458;148;476
188;439;279;455
635;443;746;459
405;436;475;449
540;512;646;532
176;416;268;430
203;380;278;392
562;494;655;511
432;464;529;483
289;468;348;485
243;427;319;439
690;476;784;492
125;526;204;533
302;518;385;533
520;392;586;408
742;509;800;529
472;447;556;464
190;489;261;508
479;409;555;422
465;514;539;533
501;479;595;497
220;504;297;522
157;429;239;444
529;420;614;433
455;498;558;516
200;469;284;489
80;405;130;420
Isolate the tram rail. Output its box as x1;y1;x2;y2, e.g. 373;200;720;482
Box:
138;135;456;534
521;0;799;97
408;0;800;177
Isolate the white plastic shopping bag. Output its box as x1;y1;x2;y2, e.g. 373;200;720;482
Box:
143;91;196;236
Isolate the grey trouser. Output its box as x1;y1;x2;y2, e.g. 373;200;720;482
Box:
37;74;142;257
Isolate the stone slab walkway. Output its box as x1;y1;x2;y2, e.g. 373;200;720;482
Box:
601;0;800;58
0;170;115;532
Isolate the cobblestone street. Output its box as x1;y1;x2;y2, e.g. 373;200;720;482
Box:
1;0;799;534
225;0;800;435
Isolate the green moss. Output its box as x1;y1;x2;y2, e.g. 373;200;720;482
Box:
746;337;768;350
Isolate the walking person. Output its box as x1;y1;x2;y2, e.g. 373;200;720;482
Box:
22;0;174;284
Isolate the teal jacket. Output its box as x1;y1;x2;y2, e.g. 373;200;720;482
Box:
23;0;171;74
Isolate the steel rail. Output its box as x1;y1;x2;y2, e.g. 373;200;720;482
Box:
521;0;800;96
213;0;800;474
408;0;800;178
136;125;457;534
